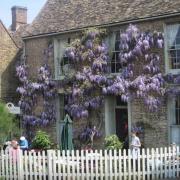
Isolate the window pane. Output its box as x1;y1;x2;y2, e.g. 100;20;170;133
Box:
116;63;122;73
111;63;115;73
109;29;126;73
175;96;180;125
115;41;120;51
115;31;120;41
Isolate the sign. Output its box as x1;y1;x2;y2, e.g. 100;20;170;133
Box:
6;103;20;114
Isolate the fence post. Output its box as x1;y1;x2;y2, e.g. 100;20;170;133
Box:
18;149;23;179
47;150;53;180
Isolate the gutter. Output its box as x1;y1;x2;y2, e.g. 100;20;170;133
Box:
23;11;180;40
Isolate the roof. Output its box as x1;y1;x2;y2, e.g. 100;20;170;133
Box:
24;0;180;38
0;20;19;48
10;24;29;48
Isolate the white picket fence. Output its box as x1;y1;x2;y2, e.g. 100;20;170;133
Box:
0;146;179;180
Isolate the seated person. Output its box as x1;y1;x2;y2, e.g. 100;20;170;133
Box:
19;136;28;150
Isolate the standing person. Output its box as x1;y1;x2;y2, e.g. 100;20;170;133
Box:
9;140;20;164
130;131;141;159
19;136;28;150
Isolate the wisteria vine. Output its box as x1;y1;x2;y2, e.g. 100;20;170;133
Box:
104;25;165;111
64;28;108;119
64;25;165;119
16;44;56;127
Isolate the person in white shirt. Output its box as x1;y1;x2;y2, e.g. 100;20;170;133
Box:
130;131;141;159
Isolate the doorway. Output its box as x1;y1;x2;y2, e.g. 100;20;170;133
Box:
115;96;128;148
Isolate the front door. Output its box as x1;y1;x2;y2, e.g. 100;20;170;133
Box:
115;96;128;148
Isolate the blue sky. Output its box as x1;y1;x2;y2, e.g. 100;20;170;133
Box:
0;0;47;28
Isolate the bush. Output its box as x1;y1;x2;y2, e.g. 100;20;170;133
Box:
31;131;52;150
104;134;123;150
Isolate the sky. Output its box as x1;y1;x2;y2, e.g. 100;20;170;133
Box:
0;0;47;28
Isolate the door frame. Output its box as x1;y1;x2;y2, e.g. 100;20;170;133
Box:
105;96;132;143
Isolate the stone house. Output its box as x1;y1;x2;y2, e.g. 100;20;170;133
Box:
22;0;180;148
0;6;28;105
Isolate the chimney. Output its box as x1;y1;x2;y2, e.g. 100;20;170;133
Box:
11;6;27;31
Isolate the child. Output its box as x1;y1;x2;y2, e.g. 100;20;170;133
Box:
19;136;28;150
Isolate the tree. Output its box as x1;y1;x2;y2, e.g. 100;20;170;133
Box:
0;102;18;146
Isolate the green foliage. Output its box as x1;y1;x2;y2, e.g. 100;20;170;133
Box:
104;134;123;150
32;130;52;150
0;102;19;146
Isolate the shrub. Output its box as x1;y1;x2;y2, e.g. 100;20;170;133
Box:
104;134;123;150
31;131;52;150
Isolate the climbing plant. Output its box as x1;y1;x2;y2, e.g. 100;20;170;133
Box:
16;44;56;128
64;25;165;120
63;28;108;119
104;25;165;111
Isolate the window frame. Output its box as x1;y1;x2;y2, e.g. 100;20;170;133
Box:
107;29;125;74
167;95;180;145
164;23;180;74
54;35;75;80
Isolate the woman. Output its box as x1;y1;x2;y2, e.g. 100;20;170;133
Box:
130;131;141;159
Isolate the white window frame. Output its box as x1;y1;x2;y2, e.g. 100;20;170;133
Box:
167;96;180;145
104;96;132;143
54;35;74;80
164;23;180;74
107;29;126;74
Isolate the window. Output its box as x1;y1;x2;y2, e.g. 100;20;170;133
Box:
168;96;180;145
54;37;71;79
166;24;180;70
175;96;180;125
108;30;123;73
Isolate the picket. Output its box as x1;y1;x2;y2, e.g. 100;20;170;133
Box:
0;146;179;179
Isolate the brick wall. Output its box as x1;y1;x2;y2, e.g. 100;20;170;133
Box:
0;22;19;104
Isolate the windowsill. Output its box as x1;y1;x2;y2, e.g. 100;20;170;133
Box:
170;125;180;127
106;72;122;78
54;75;65;80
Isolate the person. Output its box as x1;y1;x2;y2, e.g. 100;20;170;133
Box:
130;131;141;159
170;142;179;161
19;136;28;150
9;140;20;164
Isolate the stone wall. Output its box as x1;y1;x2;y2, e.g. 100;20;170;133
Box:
25;36;57;143
24;15;180;148
0;22;19;104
